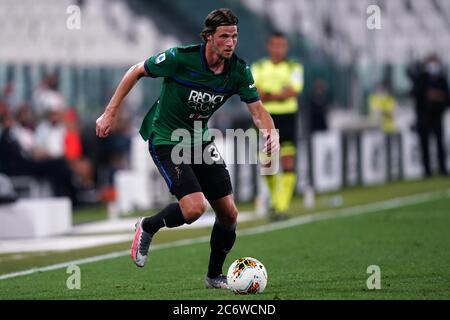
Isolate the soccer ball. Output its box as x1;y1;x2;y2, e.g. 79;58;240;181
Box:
227;257;268;294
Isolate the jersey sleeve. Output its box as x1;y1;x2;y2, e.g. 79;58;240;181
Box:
144;47;179;78
238;64;260;104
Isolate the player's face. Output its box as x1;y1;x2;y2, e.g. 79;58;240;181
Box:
209;26;238;60
267;36;288;62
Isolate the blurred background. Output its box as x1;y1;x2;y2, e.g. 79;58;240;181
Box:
0;0;449;245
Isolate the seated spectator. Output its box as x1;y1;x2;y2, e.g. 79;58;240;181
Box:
34;103;95;190
31;74;65;119
11;103;37;155
64;108;94;189
35;103;67;159
0;109;78;205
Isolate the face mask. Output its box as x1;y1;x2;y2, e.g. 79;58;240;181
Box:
426;62;441;76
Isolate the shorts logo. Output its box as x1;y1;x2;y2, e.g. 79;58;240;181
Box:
187;90;225;112
175;166;182;179
155;53;166;64
208;145;221;162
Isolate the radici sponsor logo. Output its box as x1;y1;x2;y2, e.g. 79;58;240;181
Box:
187;90;225;113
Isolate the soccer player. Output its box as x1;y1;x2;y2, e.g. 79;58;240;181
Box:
251;32;304;220
96;8;279;289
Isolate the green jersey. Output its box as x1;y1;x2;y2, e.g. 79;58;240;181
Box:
139;44;260;146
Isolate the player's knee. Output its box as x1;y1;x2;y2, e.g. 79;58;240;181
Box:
183;200;208;224
218;205;238;228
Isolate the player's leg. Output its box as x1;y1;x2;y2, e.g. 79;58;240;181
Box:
132;192;208;268
141;191;207;232
131;143;208;267
275;141;297;213
261;152;280;213
269;114;297;219
193;142;235;288
263;114;281;213
205;194;238;288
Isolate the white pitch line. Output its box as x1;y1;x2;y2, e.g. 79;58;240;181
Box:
0;190;447;281
238;190;447;237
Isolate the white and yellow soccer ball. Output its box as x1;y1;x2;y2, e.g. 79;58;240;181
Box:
227;257;268;294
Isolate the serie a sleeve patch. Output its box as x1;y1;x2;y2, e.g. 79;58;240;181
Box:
155;52;166;64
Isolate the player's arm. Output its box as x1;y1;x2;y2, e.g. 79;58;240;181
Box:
96;61;148;138
257;63;303;102
247;100;280;155
258;87;298;102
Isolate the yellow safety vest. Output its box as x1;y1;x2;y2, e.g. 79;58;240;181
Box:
251;58;304;114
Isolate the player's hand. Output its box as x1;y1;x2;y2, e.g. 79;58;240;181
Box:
96;110;115;138
262;129;280;156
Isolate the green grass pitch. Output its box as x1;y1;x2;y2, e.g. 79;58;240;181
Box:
0;191;449;299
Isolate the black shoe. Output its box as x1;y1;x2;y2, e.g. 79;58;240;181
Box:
205;274;228;289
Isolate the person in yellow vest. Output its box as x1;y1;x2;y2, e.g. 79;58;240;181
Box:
368;84;397;134
251;32;304;220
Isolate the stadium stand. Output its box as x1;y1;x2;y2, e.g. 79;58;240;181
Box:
242;0;450;64
0;0;180;65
